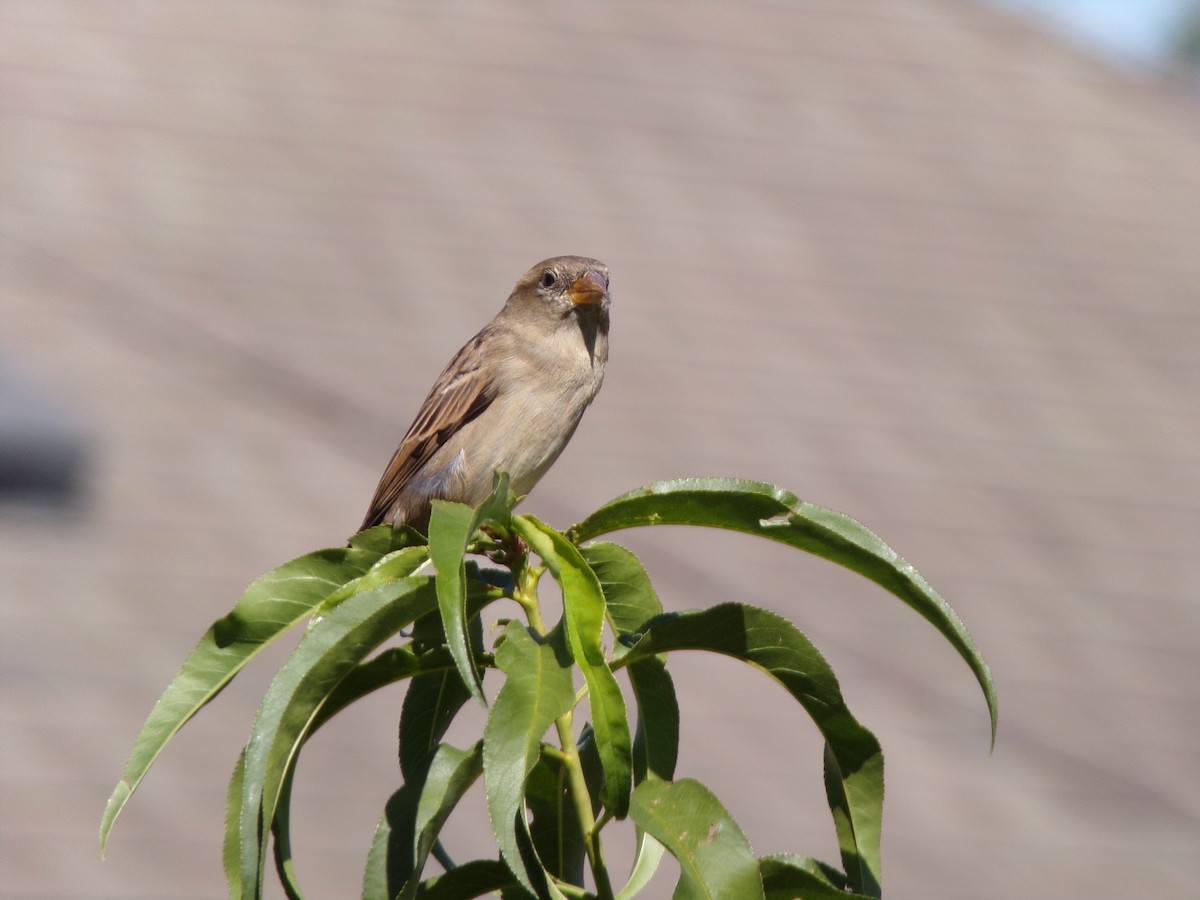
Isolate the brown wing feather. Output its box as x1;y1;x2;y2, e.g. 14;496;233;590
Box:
359;329;497;529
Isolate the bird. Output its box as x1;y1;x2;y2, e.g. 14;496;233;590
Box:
359;255;610;535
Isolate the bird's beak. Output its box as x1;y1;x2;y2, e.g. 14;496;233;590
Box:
568;270;608;307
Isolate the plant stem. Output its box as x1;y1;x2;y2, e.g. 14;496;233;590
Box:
511;552;614;900
552;881;594;900
515;559;547;632
555;714;615;900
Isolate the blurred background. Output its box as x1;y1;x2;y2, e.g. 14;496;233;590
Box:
3;1;1198;897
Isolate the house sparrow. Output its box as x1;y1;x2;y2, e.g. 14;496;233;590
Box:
360;256;610;534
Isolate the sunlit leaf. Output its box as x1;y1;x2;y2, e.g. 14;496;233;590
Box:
580;542;663;635
581;542;676;787
363;786;419;900
627;657;678;785
101;534;410;852
614;828;667;900
570;477;996;748
513;516;633;819
271;765;302;900
616;660;676;898
524;753;586;886
400;669;474;783
223;750;247;900
483;623;575;896
759;853;869;900
395;742;485;899
616;603;883;896
311;545;430;617
237;577;440;895
429;473;514;706
629;778;765;900
417;859;525;899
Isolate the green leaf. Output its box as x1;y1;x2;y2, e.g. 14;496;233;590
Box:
397;742;486;899
320;647;450;734
243;644;461;899
822;744;884;899
759;854;869;900
570;477;997;747
237;577;440;896
350;523;424;555
615;603;883;897
100;536;409;852
580;542;663;635
300;657;463;900
264;647;447;900
428;473;515;706
312;545;431;617
483;623;576;897
615;829;667;900
429;502;487;707
612;656;676;899
609;657;676;900
513;516;634;819
524;753;586;886
417;859;525;899
629;778;765;900
271;765;303;900
399;669;474;783
575;724;605;818
627;657;679;785
581;542;677;786
362;786;419;900
223;750;248;900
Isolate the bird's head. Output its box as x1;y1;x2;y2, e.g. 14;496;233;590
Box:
509;256;610;324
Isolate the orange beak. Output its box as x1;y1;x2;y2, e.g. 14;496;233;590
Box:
568;270;608;307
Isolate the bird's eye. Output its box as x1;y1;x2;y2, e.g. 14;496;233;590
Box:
539;270;557;289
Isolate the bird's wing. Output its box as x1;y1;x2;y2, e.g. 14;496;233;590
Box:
359;330;498;530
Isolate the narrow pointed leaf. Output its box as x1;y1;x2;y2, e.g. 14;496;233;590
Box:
616;658;676;899
350;523;424;555
759;854;869;900
615;603;883;896
238;577;440;896
311;545;430;616
271;765;303;900
399;669;474;783
629;778;765;900
417;859;525;899
822;743;881;897
429;502;487;707
395;742;486;899
513;516;633;819
242;644;462;900
264;646;449;900
580;542;663;635
101;534;411;851
582;542;676;894
575;724;605;815
274;648;451;900
362;786;419;900
320;646;452;733
223;750;248;900
615;829;667;900
525;753;587;885
581;542;677;785
627;657;679;785
570;477;997;747
429;473;514;706
483;623;576;896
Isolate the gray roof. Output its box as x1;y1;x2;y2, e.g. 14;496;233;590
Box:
2;2;1198;897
